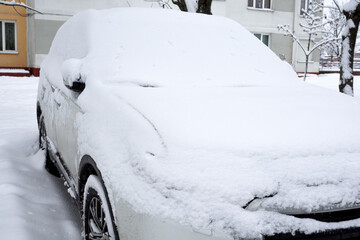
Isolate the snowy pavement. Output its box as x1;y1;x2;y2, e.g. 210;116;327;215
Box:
0;77;81;240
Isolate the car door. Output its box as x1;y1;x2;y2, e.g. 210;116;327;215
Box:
39;79;60;149
53;88;82;188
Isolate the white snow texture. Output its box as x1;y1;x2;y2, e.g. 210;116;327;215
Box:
0;77;81;240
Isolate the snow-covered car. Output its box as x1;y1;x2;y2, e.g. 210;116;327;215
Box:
37;8;360;240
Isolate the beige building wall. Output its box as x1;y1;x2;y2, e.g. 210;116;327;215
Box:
0;0;27;68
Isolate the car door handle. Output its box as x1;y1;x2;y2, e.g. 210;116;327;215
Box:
51;85;62;107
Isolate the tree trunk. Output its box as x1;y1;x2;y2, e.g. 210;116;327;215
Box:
339;5;360;96
197;0;212;14
304;34;312;82
172;0;188;12
304;55;309;81
172;0;212;14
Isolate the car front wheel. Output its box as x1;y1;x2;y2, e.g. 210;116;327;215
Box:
83;175;118;240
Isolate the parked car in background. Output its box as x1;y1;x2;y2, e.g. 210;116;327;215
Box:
37;8;360;240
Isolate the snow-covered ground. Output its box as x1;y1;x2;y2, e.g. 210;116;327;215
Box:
307;73;360;97
0;76;81;240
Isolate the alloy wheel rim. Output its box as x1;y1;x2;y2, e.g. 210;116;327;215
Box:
87;196;111;240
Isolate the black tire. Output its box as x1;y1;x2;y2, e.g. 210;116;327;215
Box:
83;175;119;240
39;116;61;177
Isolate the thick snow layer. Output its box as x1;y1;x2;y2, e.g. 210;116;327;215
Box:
343;0;359;12
76;82;360;238
42;8;299;91
0;68;29;73
0;77;81;240
307;74;360;94
41;8;360;238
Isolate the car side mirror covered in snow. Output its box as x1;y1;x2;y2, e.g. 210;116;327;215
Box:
65;80;85;93
61;58;86;93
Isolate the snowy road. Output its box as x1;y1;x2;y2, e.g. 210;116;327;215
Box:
0;77;81;240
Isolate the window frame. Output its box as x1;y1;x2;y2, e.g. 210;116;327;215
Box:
0;20;17;54
248;0;272;10
300;0;310;15
254;33;271;47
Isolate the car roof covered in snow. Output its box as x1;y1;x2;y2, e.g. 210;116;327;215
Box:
42;8;298;89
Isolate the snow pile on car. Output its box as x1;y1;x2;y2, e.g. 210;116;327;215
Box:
42;8;299;90
41;8;360;238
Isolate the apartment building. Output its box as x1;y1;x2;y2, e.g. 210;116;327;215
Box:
0;0;27;70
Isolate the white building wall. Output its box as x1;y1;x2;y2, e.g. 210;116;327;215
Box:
225;0;294;33
222;0;320;73
211;0;226;16
223;0;295;67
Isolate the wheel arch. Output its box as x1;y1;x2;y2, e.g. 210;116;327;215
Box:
79;155;120;240
78;155;102;202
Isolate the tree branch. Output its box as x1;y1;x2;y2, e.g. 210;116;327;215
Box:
308;37;341;55
0;0;42;14
332;0;342;11
278;25;308;56
171;0;188;11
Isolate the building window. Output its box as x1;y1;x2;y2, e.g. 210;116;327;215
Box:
0;21;16;52
248;0;271;9
254;33;270;46
300;0;310;14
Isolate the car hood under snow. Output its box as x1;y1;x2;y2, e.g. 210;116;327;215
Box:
110;83;360;213
76;82;360;238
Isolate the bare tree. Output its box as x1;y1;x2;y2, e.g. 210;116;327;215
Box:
172;0;213;14
278;0;339;81
322;2;345;63
339;0;360;96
